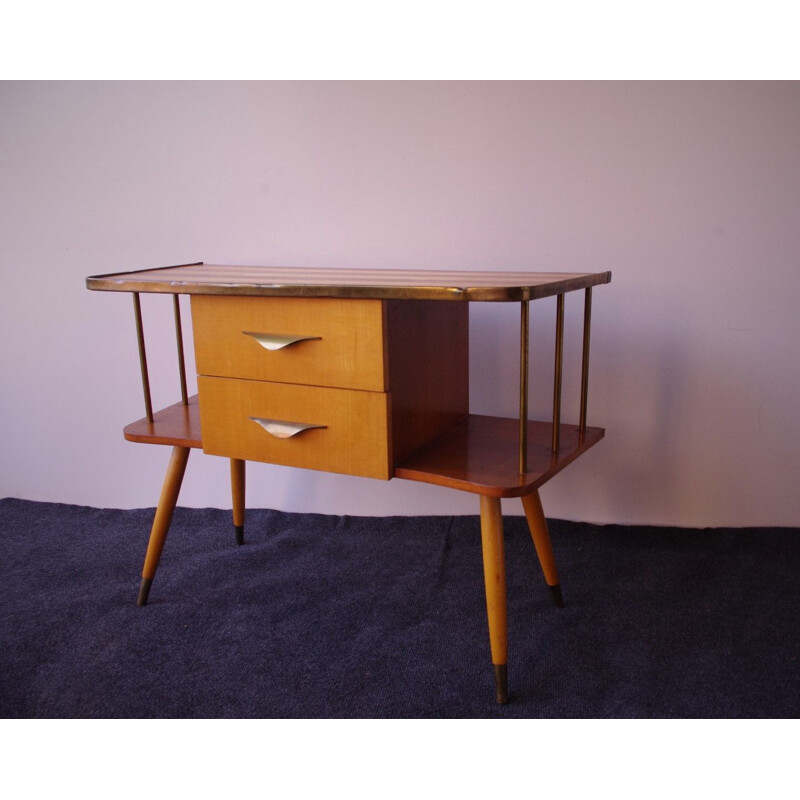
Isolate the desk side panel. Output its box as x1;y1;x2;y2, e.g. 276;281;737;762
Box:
386;300;469;464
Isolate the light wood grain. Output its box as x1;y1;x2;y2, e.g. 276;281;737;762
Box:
192;295;387;391
198;376;391;479
521;490;559;587
141;446;191;580
479;495;508;667
230;459;245;529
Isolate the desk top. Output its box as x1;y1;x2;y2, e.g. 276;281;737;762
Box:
87;262;611;302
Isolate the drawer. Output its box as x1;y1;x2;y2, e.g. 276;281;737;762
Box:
198;376;391;479
192;296;387;391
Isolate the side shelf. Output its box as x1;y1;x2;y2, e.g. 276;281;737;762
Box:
394;414;604;497
123;395;203;449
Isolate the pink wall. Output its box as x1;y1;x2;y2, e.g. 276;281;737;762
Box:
2;81;799;526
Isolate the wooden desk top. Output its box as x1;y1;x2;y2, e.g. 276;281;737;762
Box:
87;262;611;302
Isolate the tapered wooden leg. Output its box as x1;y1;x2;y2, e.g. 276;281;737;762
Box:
137;445;191;606
521;489;564;607
479;495;509;704
230;458;246;545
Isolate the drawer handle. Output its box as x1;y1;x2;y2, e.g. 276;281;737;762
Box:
242;331;321;351
250;416;327;439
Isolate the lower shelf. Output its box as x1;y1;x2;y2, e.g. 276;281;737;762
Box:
394;414;604;497
122;400;604;498
123;395;203;448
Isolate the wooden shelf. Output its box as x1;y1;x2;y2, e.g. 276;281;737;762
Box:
123;400;603;498
87;262;611;302
123;395;203;449
394;414;604;498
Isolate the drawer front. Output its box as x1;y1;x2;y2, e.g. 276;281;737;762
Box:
198;376;391;479
192;296;386;391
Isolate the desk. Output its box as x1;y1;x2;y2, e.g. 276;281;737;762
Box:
87;263;611;703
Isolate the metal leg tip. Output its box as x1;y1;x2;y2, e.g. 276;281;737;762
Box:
137;577;153;606
494;664;509;704
235;525;244;546
549;583;565;608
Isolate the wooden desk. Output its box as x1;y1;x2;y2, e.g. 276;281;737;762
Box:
87;263;611;703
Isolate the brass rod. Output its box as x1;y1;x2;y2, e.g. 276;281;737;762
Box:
579;287;593;439
132;292;153;423
552;293;565;453
518;300;530;474
173;294;189;405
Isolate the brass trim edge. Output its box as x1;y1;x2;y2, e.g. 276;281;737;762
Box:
579;287;593;439
518;300;530;474
552;293;565;453
132;292;153;423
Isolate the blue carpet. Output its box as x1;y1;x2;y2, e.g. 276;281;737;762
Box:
1;498;798;718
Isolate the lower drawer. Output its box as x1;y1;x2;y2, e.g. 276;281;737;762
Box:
198;376;391;479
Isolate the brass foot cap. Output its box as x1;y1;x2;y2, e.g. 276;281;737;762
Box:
549;583;565;608
494;664;509;704
137;577;153;606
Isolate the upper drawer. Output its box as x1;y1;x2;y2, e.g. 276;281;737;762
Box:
191;296;387;391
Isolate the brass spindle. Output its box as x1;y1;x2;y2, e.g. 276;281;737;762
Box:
518;300;530;474
579;287;593;440
552;293;564;453
132;292;154;423
173;294;189;405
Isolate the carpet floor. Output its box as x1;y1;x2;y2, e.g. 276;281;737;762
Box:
1;498;797;718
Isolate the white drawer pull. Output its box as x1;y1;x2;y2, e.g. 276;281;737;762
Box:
250;416;327;439
242;331;321;351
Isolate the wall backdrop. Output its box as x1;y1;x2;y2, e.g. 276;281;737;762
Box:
2;80;799;527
